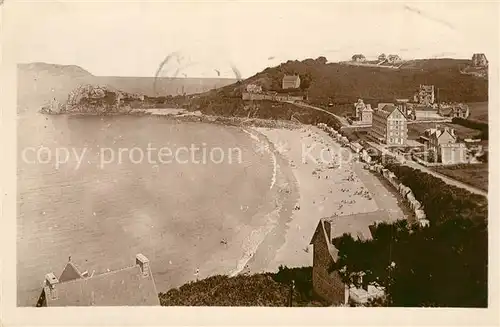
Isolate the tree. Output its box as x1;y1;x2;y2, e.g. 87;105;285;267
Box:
300;73;313;90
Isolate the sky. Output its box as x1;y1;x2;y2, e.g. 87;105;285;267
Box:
6;1;499;78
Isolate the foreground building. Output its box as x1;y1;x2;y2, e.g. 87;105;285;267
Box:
370;105;407;146
37;254;160;306
309;213;385;305
282;75;301;89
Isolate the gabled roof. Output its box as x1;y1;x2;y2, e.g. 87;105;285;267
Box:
362;105;373;112
310;211;381;262
375;105;406;120
59;262;84;283
374;106;393;118
377;103;394;110
386;106;407;120
46;265;159;306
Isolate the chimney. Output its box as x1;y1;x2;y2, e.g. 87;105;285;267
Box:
44;273;59;300
323;220;332;242
136;254;150;277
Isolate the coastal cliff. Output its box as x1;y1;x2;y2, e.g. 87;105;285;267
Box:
40;84;178;115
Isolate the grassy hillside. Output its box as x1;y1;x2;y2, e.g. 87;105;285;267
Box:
468;102;489;123
168;57;487;120
258;58;486;105
159;266;327;307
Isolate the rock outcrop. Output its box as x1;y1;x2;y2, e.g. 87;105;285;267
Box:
41;84;148;114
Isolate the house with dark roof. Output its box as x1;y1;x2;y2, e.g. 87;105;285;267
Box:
472;53;488;67
369;105;408;146
351;54;366;62
309;212;386;305
439;103;470;119
386;54;402;64
37;254;160;306
282;75;301;89
419;127;468;164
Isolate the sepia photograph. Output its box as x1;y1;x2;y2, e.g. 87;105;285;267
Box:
1;0;499;325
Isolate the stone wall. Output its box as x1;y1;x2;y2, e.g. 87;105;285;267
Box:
242;92;304;102
312;226;345;305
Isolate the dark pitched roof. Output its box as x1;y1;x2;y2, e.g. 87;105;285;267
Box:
310;211;382;262
439;107;453;116
59;262;84;283
46;265;159;306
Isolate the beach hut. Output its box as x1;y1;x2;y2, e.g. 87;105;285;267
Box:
350;142;363;154
387;172;398;188
407;192;416;203
399;185;410;197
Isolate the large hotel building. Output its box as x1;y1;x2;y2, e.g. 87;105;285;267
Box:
370;105;408;146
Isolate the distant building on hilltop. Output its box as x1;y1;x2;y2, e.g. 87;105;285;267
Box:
370;105;407;146
282;75;301;89
386;54;402;64
413;85;435;106
472;53;488;67
351;54;366;62
37;254;160;307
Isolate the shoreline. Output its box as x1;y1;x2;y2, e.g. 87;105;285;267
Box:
36;109;406;287
238;125;406;273
40;108;303;130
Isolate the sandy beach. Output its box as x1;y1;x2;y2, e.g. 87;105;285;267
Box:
242;125;405;273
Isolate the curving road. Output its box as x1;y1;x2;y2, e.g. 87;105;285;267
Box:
366;141;488;197
290;101;488;197
288;101;350;126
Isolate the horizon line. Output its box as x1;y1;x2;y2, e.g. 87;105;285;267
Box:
19;55;478;79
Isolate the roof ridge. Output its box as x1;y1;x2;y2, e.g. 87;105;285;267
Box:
57;264;140;286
